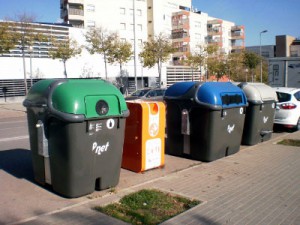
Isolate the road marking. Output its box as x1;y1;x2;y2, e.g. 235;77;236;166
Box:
0;135;29;142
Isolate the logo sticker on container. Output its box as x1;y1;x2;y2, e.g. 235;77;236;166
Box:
227;124;235;134
145;138;161;170
148;103;159;137
239;107;244;114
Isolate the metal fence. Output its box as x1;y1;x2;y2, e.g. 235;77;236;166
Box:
0;79;42;98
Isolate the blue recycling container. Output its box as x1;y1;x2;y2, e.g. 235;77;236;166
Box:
164;82;248;162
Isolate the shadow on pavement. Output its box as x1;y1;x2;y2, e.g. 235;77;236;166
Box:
0;148;34;182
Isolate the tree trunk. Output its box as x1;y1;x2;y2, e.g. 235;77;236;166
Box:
22;48;28;94
104;54;108;80
63;60;67;78
158;60;161;88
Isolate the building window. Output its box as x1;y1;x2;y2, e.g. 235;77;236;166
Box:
262;51;270;58
87;4;95;12
120;23;126;30
195;21;201;28
120;7;125;15
87;20;95;27
291;50;299;57
195;33;201;41
137;9;142;16
130;9;134;15
137;24;142;31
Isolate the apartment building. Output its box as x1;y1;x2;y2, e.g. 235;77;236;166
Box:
60;0;191;38
171;11;245;64
0;1;247;98
0;22;70;59
205;17;244;54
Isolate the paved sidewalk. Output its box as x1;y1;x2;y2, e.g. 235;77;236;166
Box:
0;102;26;119
1;102;300;225
12;131;300;225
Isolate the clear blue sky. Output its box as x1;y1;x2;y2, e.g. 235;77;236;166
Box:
193;0;300;46
0;0;299;46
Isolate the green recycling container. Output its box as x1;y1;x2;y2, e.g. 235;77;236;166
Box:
23;79;129;198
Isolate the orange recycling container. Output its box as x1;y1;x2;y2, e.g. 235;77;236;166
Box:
122;100;165;173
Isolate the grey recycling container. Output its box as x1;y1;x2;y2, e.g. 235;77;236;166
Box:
238;82;278;145
23;79;129;198
164;81;248;162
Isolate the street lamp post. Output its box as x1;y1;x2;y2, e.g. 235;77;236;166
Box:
260;30;268;82
29;46;33;87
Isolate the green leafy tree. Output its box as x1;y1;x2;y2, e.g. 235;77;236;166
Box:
49;38;82;78
107;38;132;90
227;51;245;81
107;38;132;75
185;45;206;81
85;27;118;80
243;51;260;82
139;33;175;87
0;22;18;54
206;44;228;81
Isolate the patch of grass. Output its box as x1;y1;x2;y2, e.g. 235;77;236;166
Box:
277;139;300;147
94;189;200;225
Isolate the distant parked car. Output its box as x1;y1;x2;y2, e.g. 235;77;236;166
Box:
125;87;166;101
274;87;300;130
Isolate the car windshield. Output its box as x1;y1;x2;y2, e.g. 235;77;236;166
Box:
146;89;166;97
131;89;151;97
276;92;291;103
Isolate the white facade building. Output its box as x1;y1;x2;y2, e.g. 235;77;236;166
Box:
0;0;246;97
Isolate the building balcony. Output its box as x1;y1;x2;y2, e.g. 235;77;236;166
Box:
207;39;223;47
69;8;84;16
231;33;245;40
231;25;244;32
207;19;223;25
171;29;189;40
172;23;190;30
69;20;84;28
231;45;245;50
68;14;84;21
67;8;84;21
207;29;222;36
66;0;84;4
172;36;190;44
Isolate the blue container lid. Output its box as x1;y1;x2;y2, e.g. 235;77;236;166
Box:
195;82;248;109
165;82;247;109
164;81;198;98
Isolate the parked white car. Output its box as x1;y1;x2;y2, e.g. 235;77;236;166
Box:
274;87;300;130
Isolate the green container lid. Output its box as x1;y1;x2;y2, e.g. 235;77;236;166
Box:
23;79;129;122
